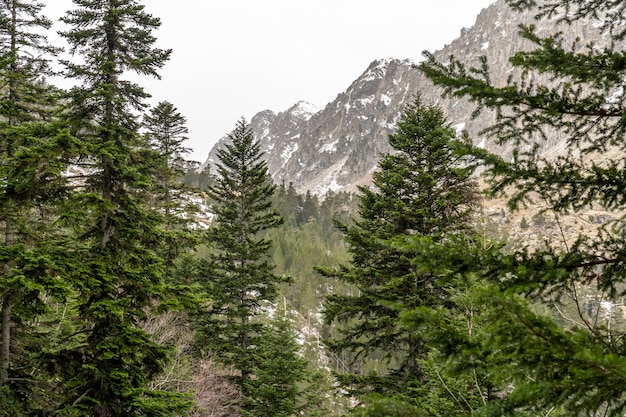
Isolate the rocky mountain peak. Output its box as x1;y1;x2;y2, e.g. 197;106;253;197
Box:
287;101;319;121
203;0;610;196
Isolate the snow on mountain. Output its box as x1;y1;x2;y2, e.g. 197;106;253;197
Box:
203;0;612;196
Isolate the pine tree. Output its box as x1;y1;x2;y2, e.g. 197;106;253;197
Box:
0;0;60;125
0;123;76;415
388;231;506;416
143;101;192;208
142;101;198;275
243;313;309;417
320;96;479;402
54;1;190;415
0;2;76;412
420;1;626;415
196;118;287;412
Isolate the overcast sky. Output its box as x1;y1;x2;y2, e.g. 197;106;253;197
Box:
44;1;496;161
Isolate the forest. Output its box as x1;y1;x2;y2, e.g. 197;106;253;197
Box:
2;0;626;416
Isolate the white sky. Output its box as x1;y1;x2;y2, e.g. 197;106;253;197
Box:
44;1;496;161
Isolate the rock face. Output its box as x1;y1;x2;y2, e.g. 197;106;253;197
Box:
203;0;609;195
203;58;417;195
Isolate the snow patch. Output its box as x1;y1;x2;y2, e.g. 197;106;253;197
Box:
600;301;614;313
281;142;298;162
308;156;350;196
319;139;339;153
355;96;374;107
603;86;624;111
290;101;319;120
362;59;391;82
384;122;397;130
326;180;343;193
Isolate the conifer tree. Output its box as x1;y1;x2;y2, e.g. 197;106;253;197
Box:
142;101;198;274
0;2;75;411
197;118;287;412
243;313;309;417
388;231;506;416
320;96;479;402
420;1;626;415
143;101;192;199
54;1;190;415
0;0;60;125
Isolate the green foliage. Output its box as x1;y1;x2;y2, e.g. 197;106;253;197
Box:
142;100;201;292
269;184;354;314
321;95;480;406
351;395;428;417
0;1;79;411
0;0;61;125
420;0;626;415
49;0;191;414
391;233;509;417
142;100;196;219
242;313;309;417
14;0;626;415
183;163;215;192
196;118;292;413
519;216;529;229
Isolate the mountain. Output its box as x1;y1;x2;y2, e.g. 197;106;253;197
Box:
202;0;608;196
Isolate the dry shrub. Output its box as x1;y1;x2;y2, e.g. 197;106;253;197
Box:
144;312;242;416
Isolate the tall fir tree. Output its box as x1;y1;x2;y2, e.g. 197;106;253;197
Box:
420;0;626;415
0;2;76;413
54;1;190;415
197;118;287;413
320;96;479;404
0;0;60;125
142;100;199;277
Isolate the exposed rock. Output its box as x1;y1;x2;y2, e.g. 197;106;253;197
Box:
203;0;611;197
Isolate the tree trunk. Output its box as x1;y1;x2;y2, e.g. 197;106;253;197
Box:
0;295;12;386
1;1;18;386
1;223;15;387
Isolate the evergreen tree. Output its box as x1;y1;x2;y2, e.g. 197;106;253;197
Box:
297;190;319;225
389;231;506;416
320;96;479;402
0;2;75;413
243;313;309;417
54;1;190;414
420;0;626;415
0;123;76;416
143;100;192;213
142;100;199;275
197;118;287;412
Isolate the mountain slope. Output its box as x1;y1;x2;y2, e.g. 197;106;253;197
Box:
203;0;608;195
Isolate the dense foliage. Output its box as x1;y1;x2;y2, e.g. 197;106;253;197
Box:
420;0;626;415
1;0;625;416
195;119;307;416
319;96;482;412
0;1;77;414
0;1;350;415
270;184;354;314
51;0;195;415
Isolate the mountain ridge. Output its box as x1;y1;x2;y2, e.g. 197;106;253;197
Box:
202;0;607;196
